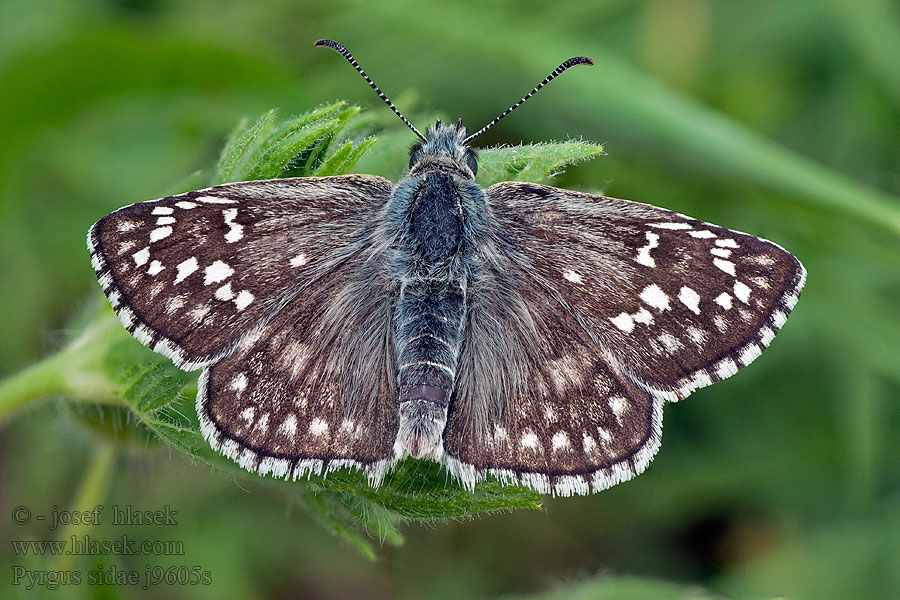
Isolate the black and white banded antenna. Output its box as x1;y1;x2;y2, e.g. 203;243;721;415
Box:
463;55;594;143
315;39;427;142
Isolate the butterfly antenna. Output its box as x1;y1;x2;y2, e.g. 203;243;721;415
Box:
315;39;426;142
463;56;594;143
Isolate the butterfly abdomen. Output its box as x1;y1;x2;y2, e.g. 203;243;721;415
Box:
389;148;481;459
393;280;465;458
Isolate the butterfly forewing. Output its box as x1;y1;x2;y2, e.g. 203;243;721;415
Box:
88;175;393;369
485;182;806;399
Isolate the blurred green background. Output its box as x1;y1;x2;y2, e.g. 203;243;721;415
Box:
2;0;899;598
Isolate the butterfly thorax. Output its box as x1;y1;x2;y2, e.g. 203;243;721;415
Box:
389;122;485;460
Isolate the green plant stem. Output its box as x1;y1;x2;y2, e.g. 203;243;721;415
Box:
54;442;117;572
0;352;68;423
0;309;128;426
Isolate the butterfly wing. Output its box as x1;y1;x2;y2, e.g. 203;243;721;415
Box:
89;175;401;478
198;244;400;481
444;182;805;495
88;175;393;369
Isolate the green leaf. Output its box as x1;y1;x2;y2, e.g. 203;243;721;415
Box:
212;102;362;184
214;109;278;184
478;141;605;187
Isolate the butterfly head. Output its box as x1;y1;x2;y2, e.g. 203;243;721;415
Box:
408;119;478;179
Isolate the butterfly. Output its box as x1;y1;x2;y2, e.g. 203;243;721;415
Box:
87;40;805;496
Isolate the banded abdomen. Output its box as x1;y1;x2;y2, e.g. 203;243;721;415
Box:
391;170;469;458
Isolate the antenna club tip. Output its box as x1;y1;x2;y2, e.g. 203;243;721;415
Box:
314;39;342;51
569;56;594;67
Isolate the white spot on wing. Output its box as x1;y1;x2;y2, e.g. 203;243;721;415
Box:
608;396;627;421
290;253;308;268
152;206;174;215
563;270;584;285
156;216;176;226
686;326;707;345
117;240;136;255
714;315;728;332
234;290;254;311
715;292;733;310
635;231;659;267
658;333;683;352
175;257;199;283
175;201;198;209
640;284;671;311
231;373;248;392
204;260;234;285
649;222;691;230
189;305;210;323
749;276;770;289
610;312;635;333
149;226;172;242
689;230;716;239
551;432;570;451
196;195;236;204
713;258;736;275
133;246;150;267
734;281;751;303
147;260;165;276
310;418;328;437
223;208;243;243
633;307;654;325
715;238;740;248
215;283;234;301
165;295;185;313
521;431;540;450
678;286;701;314
710;247;731;258
280;414;298;437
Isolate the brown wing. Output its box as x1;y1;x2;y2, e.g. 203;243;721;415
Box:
197;215;401;482
443;182;805;495
88;175;393;369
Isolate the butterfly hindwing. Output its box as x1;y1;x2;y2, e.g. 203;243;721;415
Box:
198;245;400;481
88;175;393;369
443;182;805;495
446;267;659;495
